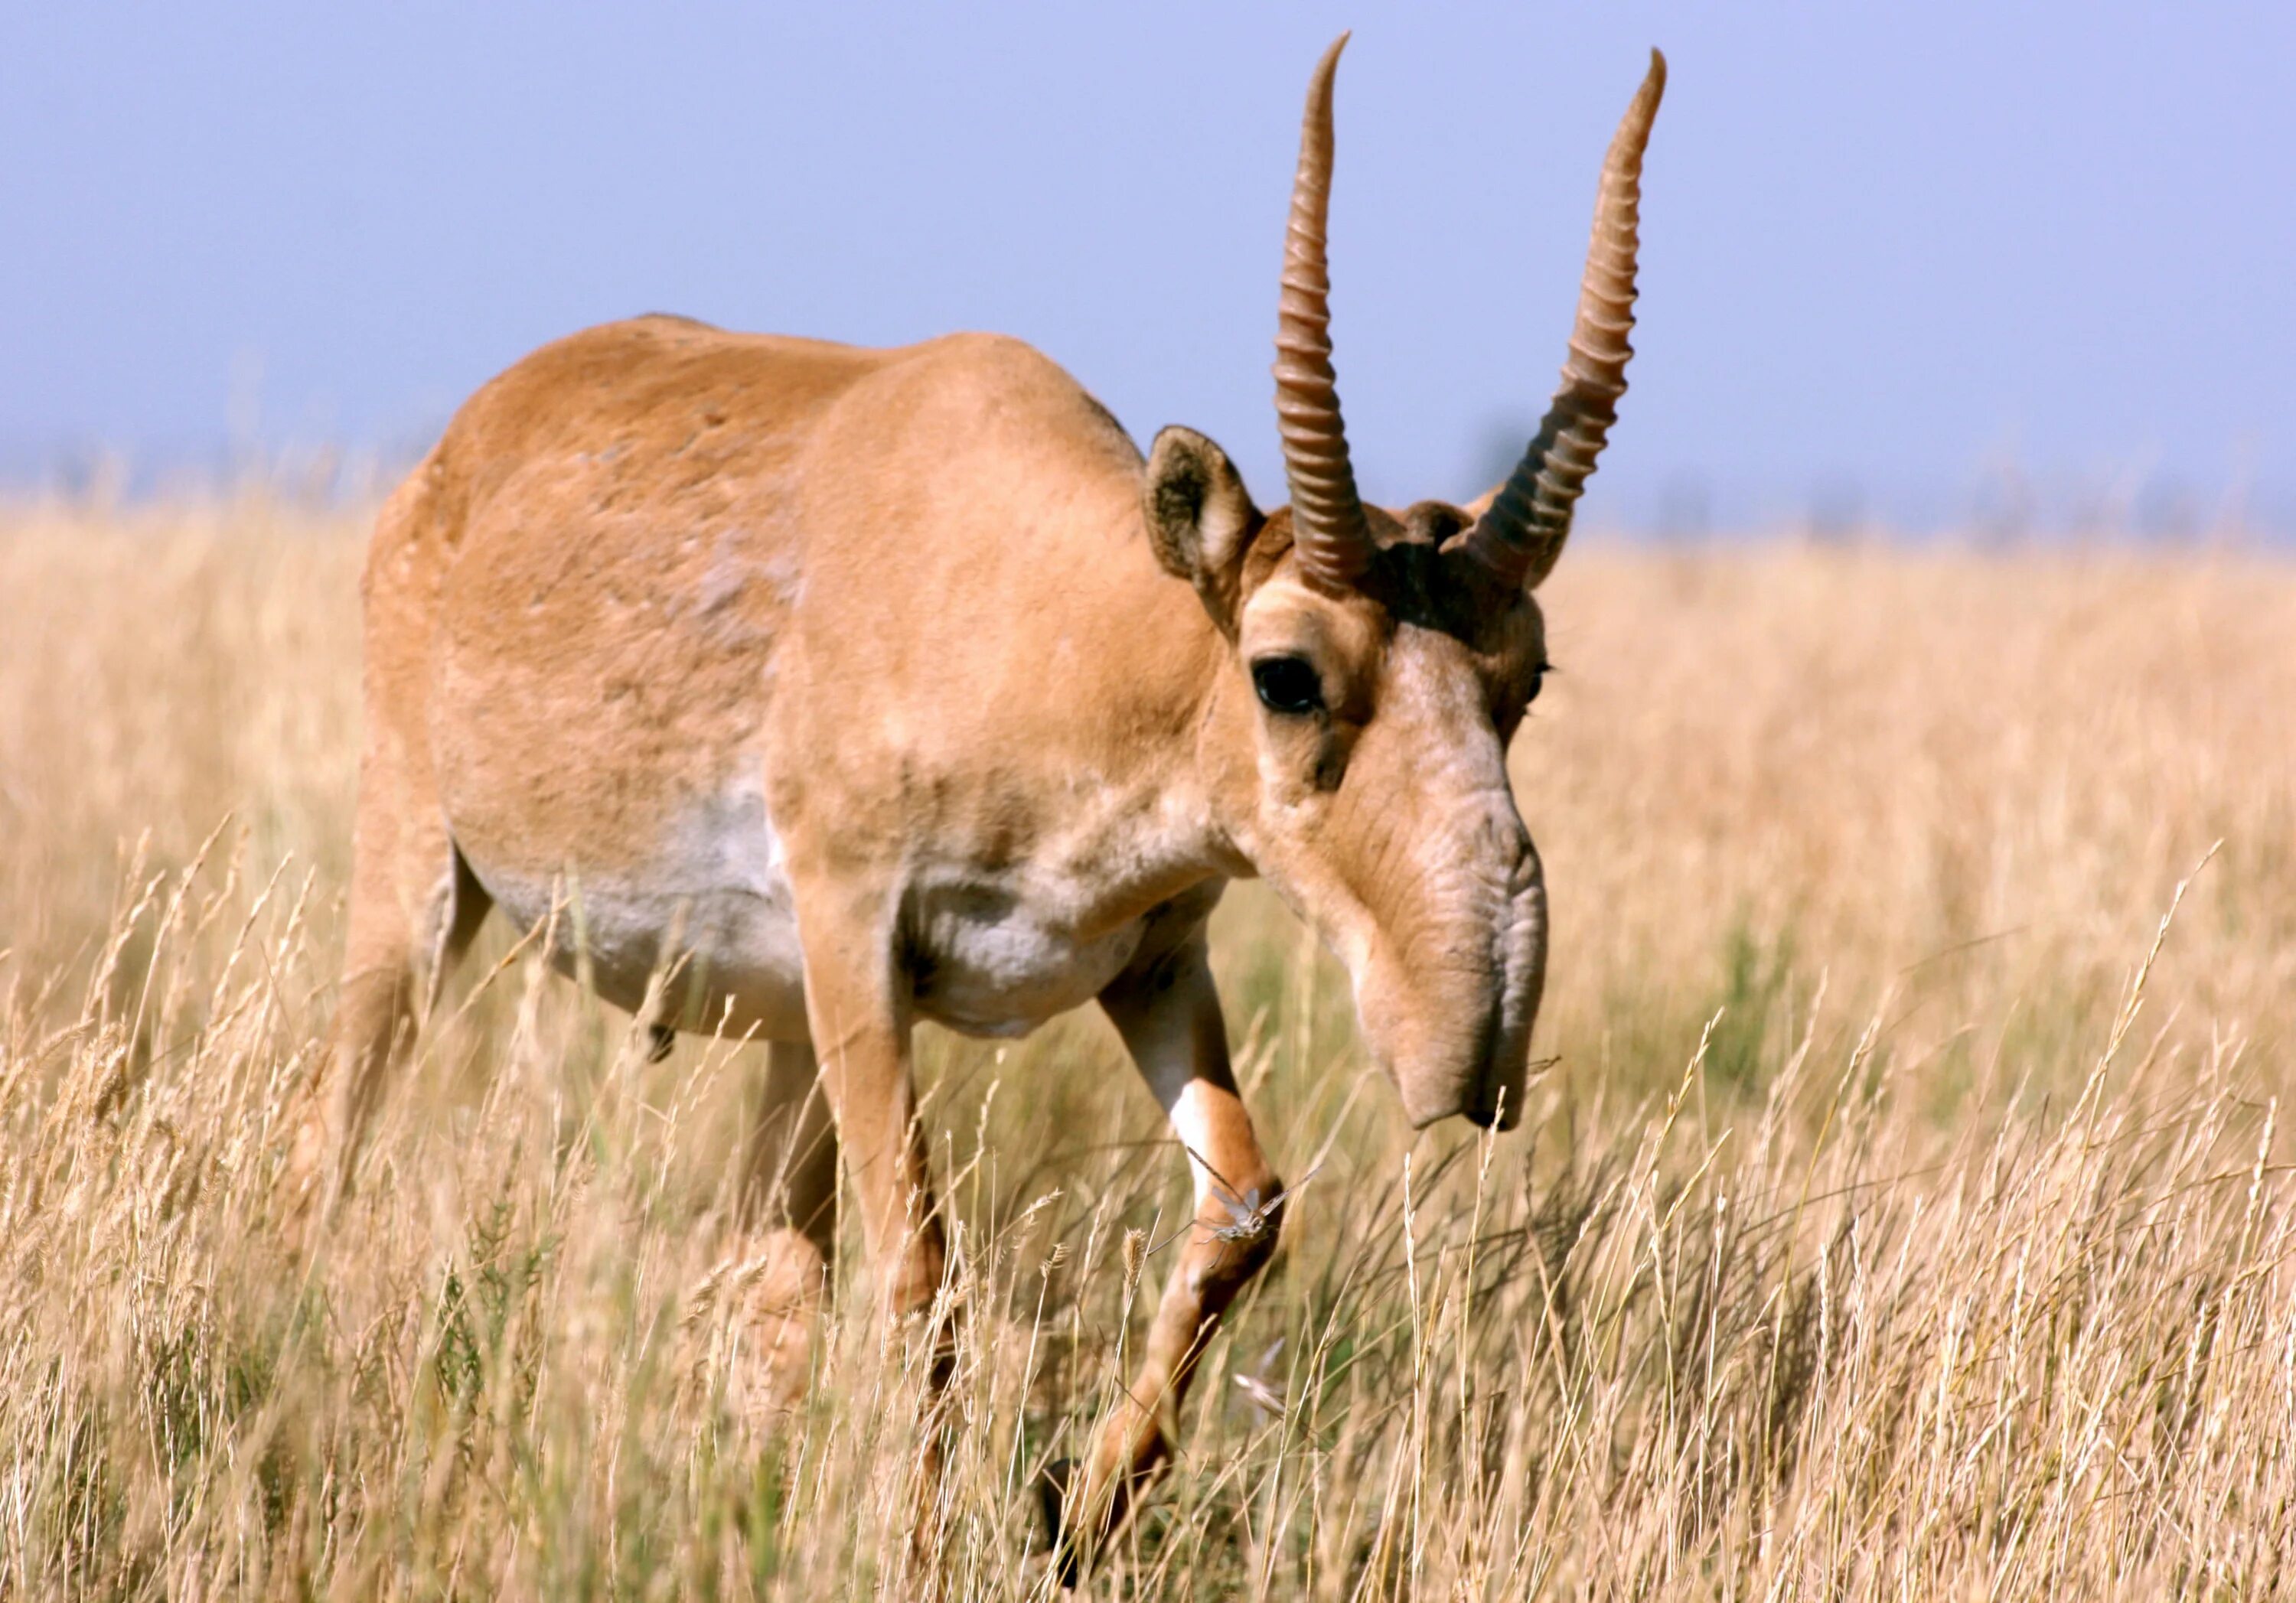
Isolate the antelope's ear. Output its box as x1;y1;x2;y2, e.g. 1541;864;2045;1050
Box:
1144;425;1260;634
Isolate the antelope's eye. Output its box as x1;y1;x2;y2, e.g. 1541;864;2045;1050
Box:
1251;655;1324;715
1525;663;1551;706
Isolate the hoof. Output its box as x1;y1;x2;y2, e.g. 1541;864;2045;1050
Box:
645;1024;677;1064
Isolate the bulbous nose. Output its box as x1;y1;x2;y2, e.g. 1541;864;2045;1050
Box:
1378;810;1544;1130
1469;830;1545;1131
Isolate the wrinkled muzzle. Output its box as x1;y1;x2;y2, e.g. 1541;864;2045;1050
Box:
1347;804;1548;1133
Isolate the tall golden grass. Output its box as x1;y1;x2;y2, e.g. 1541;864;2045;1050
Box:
3;494;2294;1597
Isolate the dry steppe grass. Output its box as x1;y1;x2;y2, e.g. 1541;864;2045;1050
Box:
3;495;2295;1598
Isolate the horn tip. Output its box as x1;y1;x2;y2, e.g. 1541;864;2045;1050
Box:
1302;32;1351;119
1645;47;1668;96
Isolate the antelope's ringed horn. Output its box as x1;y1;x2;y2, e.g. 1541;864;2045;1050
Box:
1274;32;1374;597
1461;49;1667;593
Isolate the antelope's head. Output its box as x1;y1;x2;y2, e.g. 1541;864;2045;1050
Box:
1146;36;1664;1131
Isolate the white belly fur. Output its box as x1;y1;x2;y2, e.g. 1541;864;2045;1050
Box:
460;774;1154;1044
465;771;813;1038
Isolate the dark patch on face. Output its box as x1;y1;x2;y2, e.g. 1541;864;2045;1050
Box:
1355;501;1516;642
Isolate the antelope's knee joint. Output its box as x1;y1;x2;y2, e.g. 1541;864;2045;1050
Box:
1199;1170;1285;1293
1240;1188;1286;1279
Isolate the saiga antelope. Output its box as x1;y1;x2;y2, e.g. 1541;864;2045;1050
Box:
290;34;1664;1566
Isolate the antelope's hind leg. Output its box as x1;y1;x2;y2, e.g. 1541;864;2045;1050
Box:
284;778;491;1233
1049;932;1282;1572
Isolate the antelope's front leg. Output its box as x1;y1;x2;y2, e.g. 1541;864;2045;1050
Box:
791;886;954;1500
1063;933;1280;1558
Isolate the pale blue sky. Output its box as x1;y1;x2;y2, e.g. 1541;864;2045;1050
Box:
5;3;2291;532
